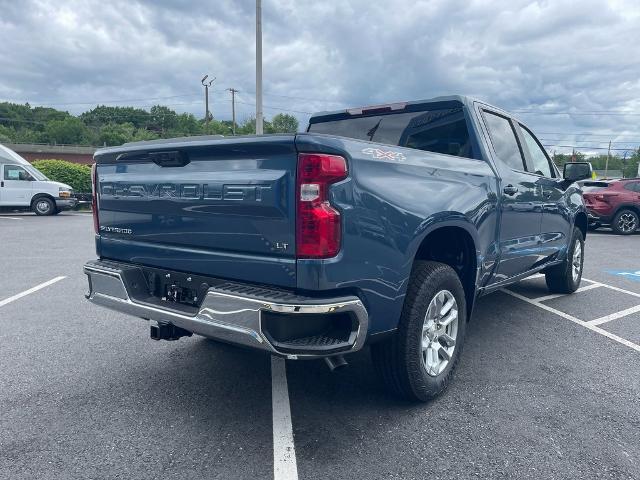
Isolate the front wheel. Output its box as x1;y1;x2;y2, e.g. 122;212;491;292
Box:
612;209;638;235
32;197;55;216
371;261;467;402
545;227;584;293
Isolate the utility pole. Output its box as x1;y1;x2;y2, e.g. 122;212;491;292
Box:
201;75;215;133
255;0;264;135
227;88;239;135
605;140;611;179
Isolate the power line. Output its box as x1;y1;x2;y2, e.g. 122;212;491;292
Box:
543;144;637;151
1;93;202;107
540;138;640;145
235;100;312;115
537;131;640;137
514;110;640;116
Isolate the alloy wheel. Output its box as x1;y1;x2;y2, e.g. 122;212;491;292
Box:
421;290;459;377
617;212;637;233
572;240;582;282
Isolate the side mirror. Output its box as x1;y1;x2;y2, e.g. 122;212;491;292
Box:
563;162;592;182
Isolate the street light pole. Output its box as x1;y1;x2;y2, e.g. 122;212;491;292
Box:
255;0;264;135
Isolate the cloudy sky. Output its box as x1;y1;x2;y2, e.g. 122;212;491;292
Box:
1;0;639;154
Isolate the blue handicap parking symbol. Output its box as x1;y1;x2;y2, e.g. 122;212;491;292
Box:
608;270;640;282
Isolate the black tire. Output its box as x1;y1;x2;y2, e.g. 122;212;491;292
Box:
371;261;467;402
611;209;638;235
545;227;584;293
32;197;55;216
587;222;600;231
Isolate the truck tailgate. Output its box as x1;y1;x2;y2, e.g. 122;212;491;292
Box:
94;136;298;288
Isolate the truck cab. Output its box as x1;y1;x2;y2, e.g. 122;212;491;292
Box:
0;144;77;215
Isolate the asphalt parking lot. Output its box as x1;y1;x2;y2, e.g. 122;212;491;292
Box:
1;213;639;480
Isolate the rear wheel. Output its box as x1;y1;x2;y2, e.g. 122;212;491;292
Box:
545;227;584;293
32;197;55;216
612;209;638;235
371;261;467;402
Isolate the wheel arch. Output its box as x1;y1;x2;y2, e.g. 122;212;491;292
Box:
411;221;479;321
613;204;640;218
574;211;588;240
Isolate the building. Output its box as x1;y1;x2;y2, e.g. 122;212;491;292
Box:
5;143;95;165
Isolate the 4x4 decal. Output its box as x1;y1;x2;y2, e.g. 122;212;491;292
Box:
362;147;406;161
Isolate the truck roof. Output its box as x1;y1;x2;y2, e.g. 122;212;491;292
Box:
309;95;504;123
0;143;31;166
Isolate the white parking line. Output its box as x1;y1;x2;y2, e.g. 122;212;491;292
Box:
588;305;640;326
0;276;66;308
501;288;583;323
583;277;640;299
501;288;640;353
532;282;602;303
0;216;23;220
271;356;298;480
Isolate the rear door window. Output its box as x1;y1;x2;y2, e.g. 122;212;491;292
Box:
482;111;526;171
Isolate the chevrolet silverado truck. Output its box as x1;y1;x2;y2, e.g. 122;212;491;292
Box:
84;96;592;401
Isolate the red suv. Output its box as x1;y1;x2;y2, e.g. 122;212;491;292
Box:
583;179;640;234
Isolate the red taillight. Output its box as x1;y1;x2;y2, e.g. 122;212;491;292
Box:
296;153;348;258
91;163;99;234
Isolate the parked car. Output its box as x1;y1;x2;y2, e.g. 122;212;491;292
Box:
583;179;640;234
0;144;77;215
84;95;591;401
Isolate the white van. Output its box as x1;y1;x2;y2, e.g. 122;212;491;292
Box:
0;143;77;215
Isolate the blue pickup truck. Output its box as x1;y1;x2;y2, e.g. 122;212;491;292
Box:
84;95;592;401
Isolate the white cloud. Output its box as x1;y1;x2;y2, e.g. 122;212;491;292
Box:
0;0;639;153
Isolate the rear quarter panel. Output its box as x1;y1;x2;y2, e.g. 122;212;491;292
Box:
295;134;499;334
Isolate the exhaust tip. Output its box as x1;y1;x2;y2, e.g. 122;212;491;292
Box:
324;355;348;372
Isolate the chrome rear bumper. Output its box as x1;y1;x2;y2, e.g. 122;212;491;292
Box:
84;260;368;358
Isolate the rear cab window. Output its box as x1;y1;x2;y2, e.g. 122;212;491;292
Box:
307;101;475;159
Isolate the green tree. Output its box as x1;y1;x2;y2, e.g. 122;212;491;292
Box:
270;113;298;133
172;113;203;136
131;128;159;142
623;149;640;178
0;124;15;142
98;122;135;146
45;117;90;144
148;105;178;134
80;105;150;129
